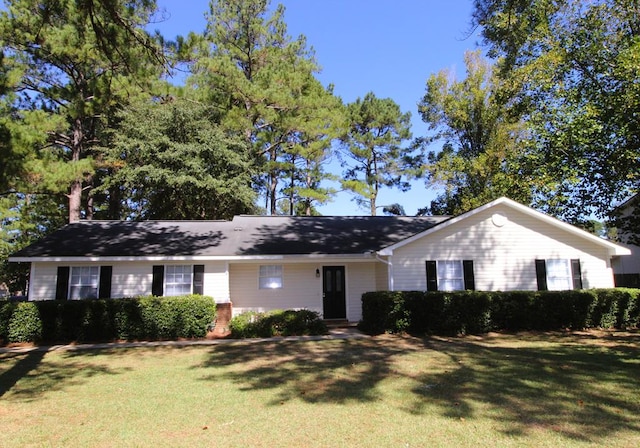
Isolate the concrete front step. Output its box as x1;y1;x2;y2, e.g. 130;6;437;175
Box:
323;319;353;328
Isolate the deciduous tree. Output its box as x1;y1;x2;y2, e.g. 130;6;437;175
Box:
100;97;256;220
472;0;640;221
417;51;537;215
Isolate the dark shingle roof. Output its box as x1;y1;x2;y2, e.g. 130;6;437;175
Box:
10;215;450;258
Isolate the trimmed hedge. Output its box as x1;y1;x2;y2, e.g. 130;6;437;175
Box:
359;288;640;335
229;309;328;338
0;295;217;345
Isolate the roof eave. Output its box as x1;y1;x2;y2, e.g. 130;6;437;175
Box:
8;253;378;263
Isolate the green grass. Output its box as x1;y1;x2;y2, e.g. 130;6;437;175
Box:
1;331;639;447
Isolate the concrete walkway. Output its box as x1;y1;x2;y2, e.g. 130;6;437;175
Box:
0;326;369;354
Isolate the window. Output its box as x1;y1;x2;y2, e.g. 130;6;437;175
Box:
69;266;100;299
536;259;582;291
426;260;475;291
438;260;464;291
164;265;192;296
546;259;571;290
259;265;283;289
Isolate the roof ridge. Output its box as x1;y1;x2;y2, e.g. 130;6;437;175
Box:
234;215;451;219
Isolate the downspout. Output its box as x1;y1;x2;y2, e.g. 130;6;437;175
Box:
375;253;394;291
28;263;35;300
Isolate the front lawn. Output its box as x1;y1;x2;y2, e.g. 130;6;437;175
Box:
0;331;638;447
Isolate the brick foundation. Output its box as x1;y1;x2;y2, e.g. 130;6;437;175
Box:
207;302;232;338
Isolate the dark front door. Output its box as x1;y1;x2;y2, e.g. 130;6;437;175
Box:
323;266;346;319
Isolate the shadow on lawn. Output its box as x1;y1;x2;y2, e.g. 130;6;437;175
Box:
198;337;422;405
408;333;640;442
198;332;640;444
0;350;128;402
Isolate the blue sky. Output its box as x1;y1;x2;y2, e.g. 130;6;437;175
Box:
153;0;481;215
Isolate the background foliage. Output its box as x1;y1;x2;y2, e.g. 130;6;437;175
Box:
1;0;639;291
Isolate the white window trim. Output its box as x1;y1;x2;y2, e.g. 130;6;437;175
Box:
545;259;572;291
164;264;193;296
259;264;283;290
69;266;100;300
437;260;465;292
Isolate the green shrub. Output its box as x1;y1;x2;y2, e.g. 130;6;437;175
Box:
172;295;217;338
0;301;16;342
490;291;537;330
137;295;217;339
113;298;144;340
7;302;42;343
0;295;216;345
229;309;328;338
360;289;640;336
611;288;640;329
228;310;262;338
358;291;398;334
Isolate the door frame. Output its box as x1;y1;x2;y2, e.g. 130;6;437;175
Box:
322;265;347;319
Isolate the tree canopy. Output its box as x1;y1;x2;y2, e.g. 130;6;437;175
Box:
0;0;167;222
417;51;538;215
100;97;256;220
3;0;639;291
340;92;417;216
472;0;640;222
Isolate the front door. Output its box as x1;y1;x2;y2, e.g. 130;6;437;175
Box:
323;266;346;319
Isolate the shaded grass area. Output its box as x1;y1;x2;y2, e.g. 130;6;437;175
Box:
0;331;638;447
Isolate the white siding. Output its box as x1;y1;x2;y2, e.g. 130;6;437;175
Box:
230;263;323;316
113;261;230;300
612;199;640;276
29;261;230;302
346;263;377;322
375;260;389;291
611;243;640;276
112;262;152;297
203;262;230;302
28;263;58;300
229;261;380;322
392;204;616;291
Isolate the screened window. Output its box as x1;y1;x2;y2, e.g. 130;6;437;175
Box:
437;260;465;291
165;265;192;296
69;266;100;299
259;265;283;289
546;259;572;291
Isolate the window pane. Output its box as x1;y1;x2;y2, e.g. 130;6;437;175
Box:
259;277;283;289
437;260;464;291
546;259;571;290
259;265;283;289
440;279;464;292
69;266;99;299
164;265;192;296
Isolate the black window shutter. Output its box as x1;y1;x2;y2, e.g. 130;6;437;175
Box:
571;259;583;290
56;266;70;300
99;266;112;299
152;265;164;296
193;264;204;295
426;261;438;291
535;259;548;291
463;260;475;290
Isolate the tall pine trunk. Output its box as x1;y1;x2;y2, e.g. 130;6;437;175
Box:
68;118;84;223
